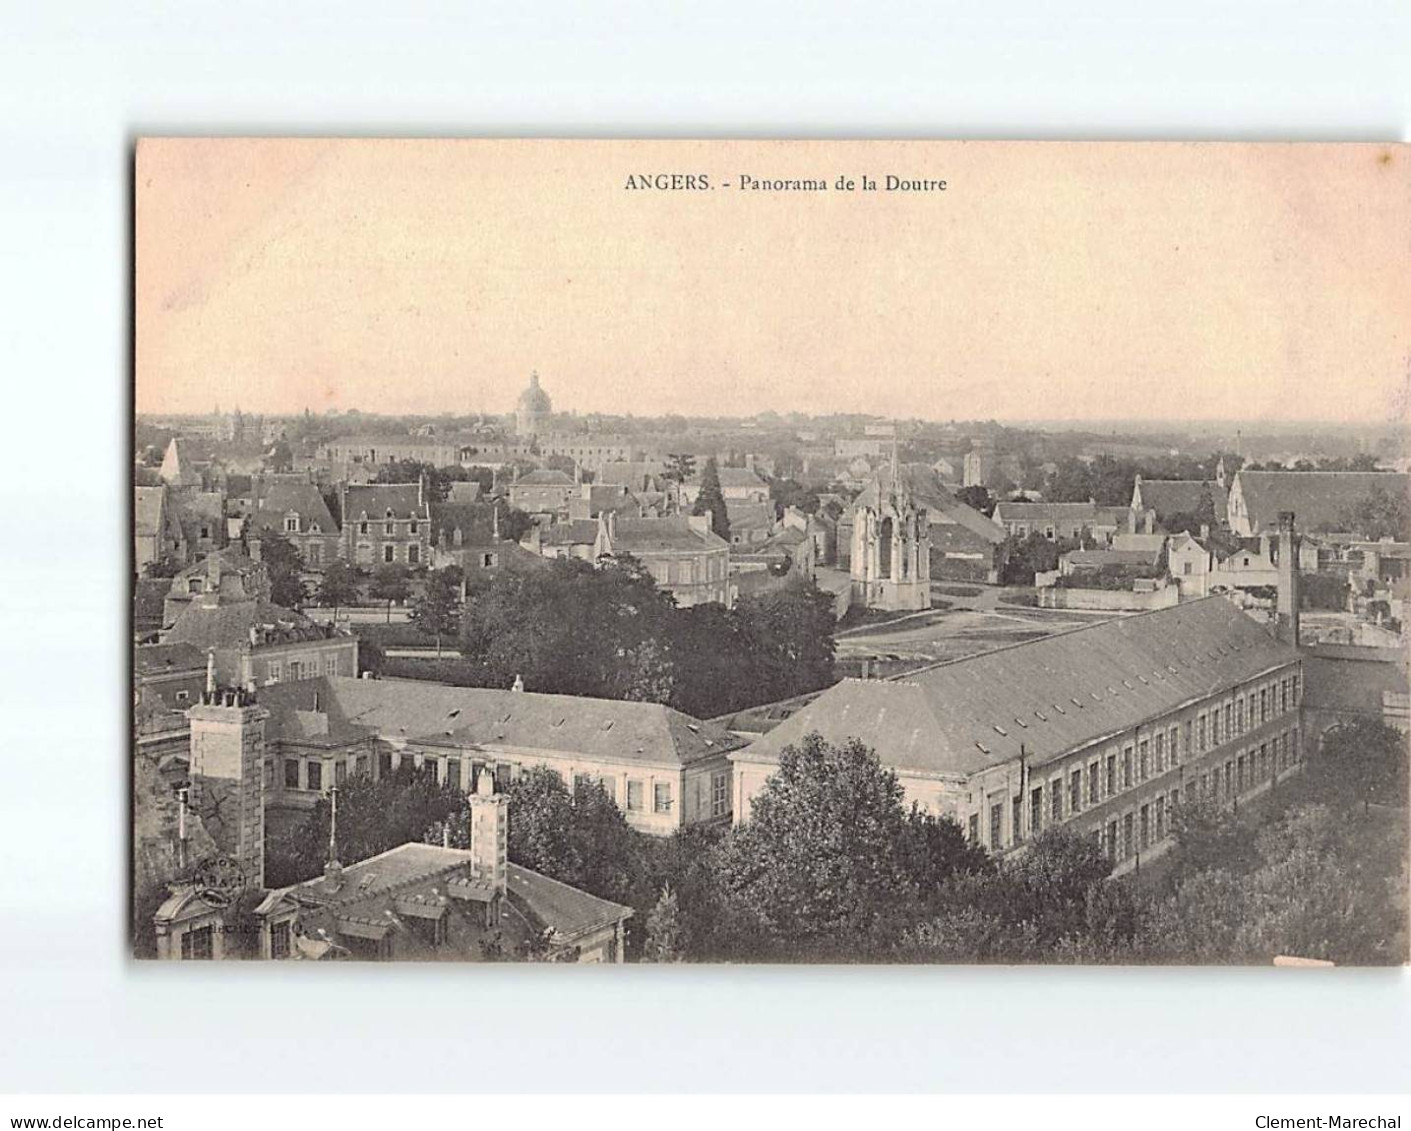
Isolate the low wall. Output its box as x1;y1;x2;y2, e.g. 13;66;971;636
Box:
1038;585;1180;612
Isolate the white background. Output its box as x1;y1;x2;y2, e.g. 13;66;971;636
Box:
0;1;1408;1095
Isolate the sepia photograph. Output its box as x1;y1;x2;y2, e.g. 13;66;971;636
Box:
132;137;1409;968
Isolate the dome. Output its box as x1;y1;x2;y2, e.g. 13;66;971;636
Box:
517;371;552;415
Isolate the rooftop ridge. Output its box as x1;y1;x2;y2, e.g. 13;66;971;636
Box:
889;595;1256;683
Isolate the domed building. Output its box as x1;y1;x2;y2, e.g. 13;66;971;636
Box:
515;370;552;437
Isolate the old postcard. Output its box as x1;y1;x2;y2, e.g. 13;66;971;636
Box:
133;138;1409;965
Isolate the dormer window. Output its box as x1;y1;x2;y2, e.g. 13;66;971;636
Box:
187;578;203;594
409;521;419;535
284;513;299;533
359;520;369;535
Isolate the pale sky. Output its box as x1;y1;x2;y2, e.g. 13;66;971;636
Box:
136;139;1409;424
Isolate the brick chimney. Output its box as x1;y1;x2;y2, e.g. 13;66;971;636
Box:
1275;511;1300;647
186;683;269;889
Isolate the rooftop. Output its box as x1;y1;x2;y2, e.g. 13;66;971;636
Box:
261;676;743;766
737;597;1301;778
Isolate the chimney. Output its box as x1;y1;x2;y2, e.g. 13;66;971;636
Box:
186;684;270;889
469;767;508;903
1276;511;1300;647
1199;523;1210;542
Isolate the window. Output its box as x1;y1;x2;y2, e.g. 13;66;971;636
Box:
712;772;730;818
306;760;322;792
359;520;369;535
1105;820;1118;860
1122;747;1133;790
1088;761;1099;805
968;813;980;843
267;661;282;684
1170;727;1180;765
1069;769;1081;815
356;754;369;779
181;925;214;960
481;553;496;568
1224;761;1233;797
1030;786;1043;836
447;759;461;791
1105;754;1116;796
378;750;392;779
1197;715;1207;751
1236;697;1245;733
1260;688;1269;723
1236;755;1245;792
287;660;302;681
1224;703;1233;740
335;759;347;787
284;759;299;788
407;544;419;565
270;920;291;960
187;578;203;594
653;783;673;813
1139;804;1150;850
284;515;299;533
1012;796;1024;844
385;522;395;536
175;689;190;704
323;654;338;677
1138;740;1149;782
410;521;419;535
1122;813;1135;859
989;802;1003;848
624;780;641;812
1154;731;1166;773
384;544;395;563
1050;780;1063;824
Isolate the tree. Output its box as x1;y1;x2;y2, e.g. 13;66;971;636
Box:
643;885;684;962
259;533;308;610
492;766;643;909
662;453;697;514
691;457;731;541
1340;487;1411;542
715;733;920;958
269;766;468;886
955;485;994;516
316;560;361;623
370;562;411;623
409;568;461;658
1310;718;1408;813
494;501;534;544
460;556;678;702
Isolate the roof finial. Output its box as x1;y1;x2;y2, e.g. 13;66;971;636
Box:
328;785;339;867
204;649;216;697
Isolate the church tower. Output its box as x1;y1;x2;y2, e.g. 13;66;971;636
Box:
468;767;508;924
849;448;931;612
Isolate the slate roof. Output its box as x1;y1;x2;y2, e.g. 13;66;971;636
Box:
446;481;482;503
134;642;207;677
134;486;168;537
1234;471;1409;534
251;477;339;535
993;501;1098;524
1301;648;1409;720
723;501;775;532
430;502;496;545
611;515;729;553
260;676;742;766
343;482;427;520
542;519;600;546
514;469;575;486
689;466;768;491
597;462;663;490
260;843;629;957
165;598;331;651
1112;533;1169;554
737;596;1300;778
1135;479;1229;523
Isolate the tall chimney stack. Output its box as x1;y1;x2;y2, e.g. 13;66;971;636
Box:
1276;511;1300;647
